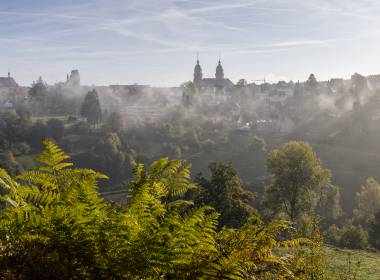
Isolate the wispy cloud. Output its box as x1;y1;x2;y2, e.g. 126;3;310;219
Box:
187;2;256;14
2;0;380;86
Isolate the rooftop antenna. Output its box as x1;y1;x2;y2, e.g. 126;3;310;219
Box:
196;51;199;62
218;51;221;63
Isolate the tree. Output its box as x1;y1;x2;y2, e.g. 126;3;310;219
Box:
28;121;48;149
0;112;27;148
80;89;102;126
93;132;126;180
263;141;331;223
46;118;65;141
29;77;49;115
306;74;318;89
194;162;256;228
316;183;342;227
29;76;48;101
369;210;380;249
353;177;380;226
339;224;368;249
236;79;248;87
104;111;124;133
0;150;21;176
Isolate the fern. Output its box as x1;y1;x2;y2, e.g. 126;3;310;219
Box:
0;140;323;279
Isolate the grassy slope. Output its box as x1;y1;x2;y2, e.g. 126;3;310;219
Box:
325;247;380;279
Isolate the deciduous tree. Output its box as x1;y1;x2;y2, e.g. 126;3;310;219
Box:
263;141;331;223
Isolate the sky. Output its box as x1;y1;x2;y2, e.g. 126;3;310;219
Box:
2;0;380;86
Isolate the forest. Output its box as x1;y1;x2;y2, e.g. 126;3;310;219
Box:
0;72;380;279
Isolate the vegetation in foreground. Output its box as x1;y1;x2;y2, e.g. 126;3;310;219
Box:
0;139;347;279
0;140;379;279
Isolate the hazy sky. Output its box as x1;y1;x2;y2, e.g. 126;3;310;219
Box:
2;0;380;86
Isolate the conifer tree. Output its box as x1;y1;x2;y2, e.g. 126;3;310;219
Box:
80;89;102;126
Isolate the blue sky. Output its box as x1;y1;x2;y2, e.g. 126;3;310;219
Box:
2;0;380;86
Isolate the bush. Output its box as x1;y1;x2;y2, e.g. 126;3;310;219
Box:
324;224;342;246
339;224;368;249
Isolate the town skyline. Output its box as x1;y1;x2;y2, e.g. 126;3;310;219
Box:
2;0;380;86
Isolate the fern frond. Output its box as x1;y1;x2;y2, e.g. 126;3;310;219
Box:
36;139;72;170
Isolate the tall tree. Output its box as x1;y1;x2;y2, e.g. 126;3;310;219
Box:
194;162;256;228
29;77;48;101
262;141;331;222
80;89;102;126
306;73;318;90
353;177;380;226
28;77;49;115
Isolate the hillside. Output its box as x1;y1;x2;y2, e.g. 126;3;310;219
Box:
325;247;380;279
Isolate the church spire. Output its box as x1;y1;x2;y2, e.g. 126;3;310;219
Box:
193;52;202;91
215;56;224;80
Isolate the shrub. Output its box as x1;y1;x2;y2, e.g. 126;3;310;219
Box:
339;224;368;249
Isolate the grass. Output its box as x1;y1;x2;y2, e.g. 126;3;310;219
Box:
325;246;380;279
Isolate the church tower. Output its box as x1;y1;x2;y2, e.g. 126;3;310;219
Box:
193;54;203;91
215;59;225;90
215;59;224;80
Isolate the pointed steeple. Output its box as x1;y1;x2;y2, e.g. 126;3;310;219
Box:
193;52;203;90
215;56;224;80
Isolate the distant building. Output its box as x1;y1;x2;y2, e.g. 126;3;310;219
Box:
109;84;150;92
193;58;234;93
0;72;18;88
0;72;23;103
367;74;380;89
66;70;80;86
